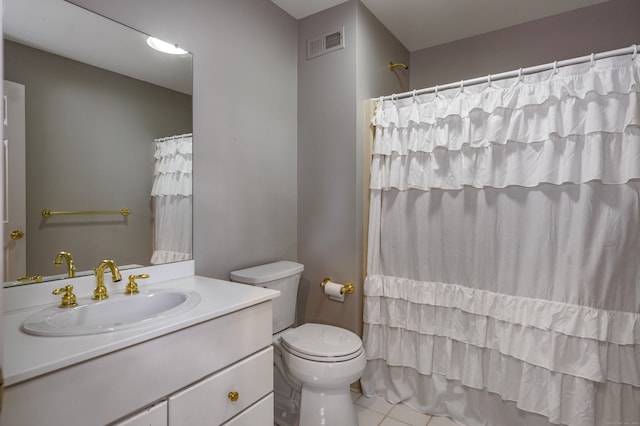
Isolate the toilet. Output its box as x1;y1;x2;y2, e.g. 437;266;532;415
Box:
230;261;366;426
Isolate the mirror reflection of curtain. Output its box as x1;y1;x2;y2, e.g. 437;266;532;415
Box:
362;54;640;426
151;134;192;264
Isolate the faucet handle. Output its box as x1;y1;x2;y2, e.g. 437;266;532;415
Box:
52;285;78;308
125;274;150;295
18;275;42;283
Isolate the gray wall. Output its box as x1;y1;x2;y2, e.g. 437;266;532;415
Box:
298;1;358;331
70;0;299;279
410;0;640;89
5;40;191;278
298;1;408;333
72;0;406;334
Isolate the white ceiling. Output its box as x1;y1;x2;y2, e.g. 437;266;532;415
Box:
271;0;613;52
270;0;351;19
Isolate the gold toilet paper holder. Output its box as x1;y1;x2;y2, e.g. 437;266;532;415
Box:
320;278;355;295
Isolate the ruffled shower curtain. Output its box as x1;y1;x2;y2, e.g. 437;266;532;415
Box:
361;54;640;426
150;134;192;264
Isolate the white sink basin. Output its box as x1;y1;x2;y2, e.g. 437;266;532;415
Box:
21;289;201;337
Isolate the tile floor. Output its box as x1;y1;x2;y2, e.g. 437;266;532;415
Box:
352;392;462;426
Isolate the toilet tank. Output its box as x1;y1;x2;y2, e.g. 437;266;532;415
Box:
230;261;304;334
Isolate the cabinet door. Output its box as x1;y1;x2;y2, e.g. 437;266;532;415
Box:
223;393;274;426
169;347;273;425
115;401;167;426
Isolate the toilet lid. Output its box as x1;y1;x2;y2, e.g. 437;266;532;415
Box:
280;323;363;362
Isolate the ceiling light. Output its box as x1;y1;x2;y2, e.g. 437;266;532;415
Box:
146;36;188;55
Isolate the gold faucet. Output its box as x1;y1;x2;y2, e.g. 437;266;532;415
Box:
53;251;76;278
92;259;122;300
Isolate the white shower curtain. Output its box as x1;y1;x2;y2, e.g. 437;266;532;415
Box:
151;134;192;264
362;54;640;426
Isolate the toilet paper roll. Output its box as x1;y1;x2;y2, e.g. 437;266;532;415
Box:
323;281;345;302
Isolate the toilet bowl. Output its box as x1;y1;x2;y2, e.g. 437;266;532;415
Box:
279;323;366;426
230;261;366;426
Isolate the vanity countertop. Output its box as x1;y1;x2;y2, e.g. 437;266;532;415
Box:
3;275;279;386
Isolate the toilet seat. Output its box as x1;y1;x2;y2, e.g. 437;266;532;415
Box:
280;323;363;362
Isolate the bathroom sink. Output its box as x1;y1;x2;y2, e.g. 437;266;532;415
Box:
21;289;201;337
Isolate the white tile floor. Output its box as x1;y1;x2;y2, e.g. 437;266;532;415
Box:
352;392;462;426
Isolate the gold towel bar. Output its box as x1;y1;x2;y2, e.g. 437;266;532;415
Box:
42;208;131;217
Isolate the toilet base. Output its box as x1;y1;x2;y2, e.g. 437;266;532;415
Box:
299;385;358;426
274;324;366;426
273;343;301;426
274;365;300;426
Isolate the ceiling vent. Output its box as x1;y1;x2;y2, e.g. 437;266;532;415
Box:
306;27;345;60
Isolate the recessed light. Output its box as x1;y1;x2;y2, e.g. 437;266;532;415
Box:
146;36;188;55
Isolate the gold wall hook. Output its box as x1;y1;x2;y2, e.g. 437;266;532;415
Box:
389;61;408;71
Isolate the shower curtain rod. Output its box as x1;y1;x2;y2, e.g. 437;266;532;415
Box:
155;132;193;142
377;44;638;101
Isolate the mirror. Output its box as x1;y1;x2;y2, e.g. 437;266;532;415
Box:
3;0;193;287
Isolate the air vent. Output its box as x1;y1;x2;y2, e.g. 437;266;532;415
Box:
306;27;345;60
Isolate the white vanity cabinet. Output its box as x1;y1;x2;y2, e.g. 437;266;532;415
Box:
116;347;274;426
2;276;278;426
168;347;273;425
223;393;274;426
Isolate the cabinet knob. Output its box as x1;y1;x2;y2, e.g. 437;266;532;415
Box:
227;391;239;402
